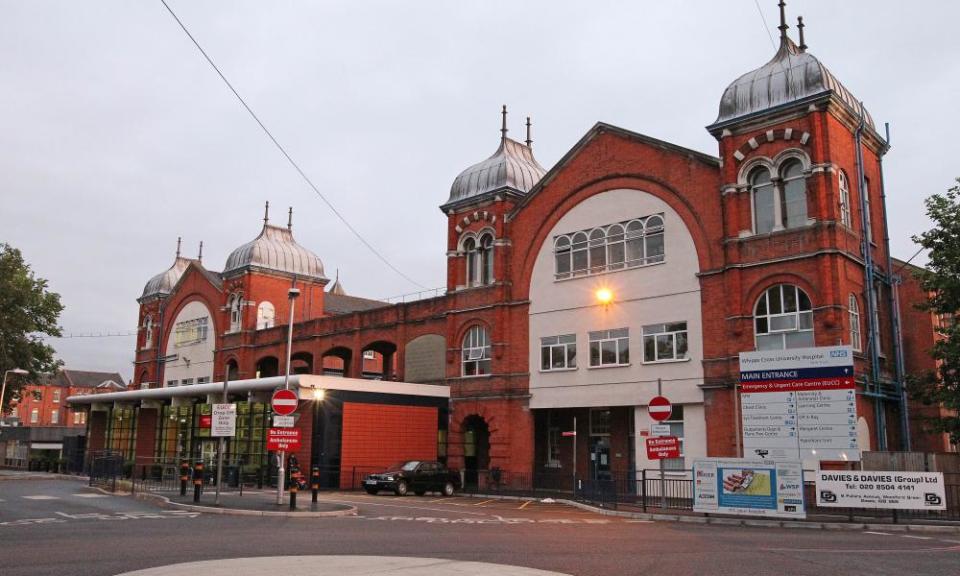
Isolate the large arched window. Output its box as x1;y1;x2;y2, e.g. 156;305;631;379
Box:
463;237;478;286
838;170;851;227
461;325;491;376
571;231;589;276
555;236;572;277
644;214;665;263
142;315;153;349
228;293;243;333
750;166;776;234
479;233;494;285
754;284;814;350
849;293;861;352
780;160;807;228
588;228;606;273
256;301;275;330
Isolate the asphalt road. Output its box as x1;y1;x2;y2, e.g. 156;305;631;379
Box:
1;477;958;576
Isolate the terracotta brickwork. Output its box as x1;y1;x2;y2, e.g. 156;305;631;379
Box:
339;402;437;486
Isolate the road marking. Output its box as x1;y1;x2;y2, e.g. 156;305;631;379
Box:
473;499;495;507
864;531;893;536
22;495;59;500
940;539;960;544
902;535;933;540
518;500;532;510
72;493;109;498
625;519;654;523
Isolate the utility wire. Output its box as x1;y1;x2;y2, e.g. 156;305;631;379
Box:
753;0;777;50
158;0;427;289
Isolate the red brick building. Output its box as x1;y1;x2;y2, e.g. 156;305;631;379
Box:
10;370;124;427
70;3;953;487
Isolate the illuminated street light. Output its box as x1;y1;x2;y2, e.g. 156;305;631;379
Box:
313;388;326;402
595;288;613;306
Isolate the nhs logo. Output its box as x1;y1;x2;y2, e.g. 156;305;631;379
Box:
830;350;849;358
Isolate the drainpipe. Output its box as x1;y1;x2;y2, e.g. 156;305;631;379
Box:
855;102;886;451
878;123;911;450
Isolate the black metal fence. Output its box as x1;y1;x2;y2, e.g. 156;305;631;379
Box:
88;450;123;492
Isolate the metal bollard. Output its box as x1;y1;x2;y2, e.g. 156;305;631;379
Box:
311;467;320;503
289;475;298;510
193;461;204;503
180;460;189;496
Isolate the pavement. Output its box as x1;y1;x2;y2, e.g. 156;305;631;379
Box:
137;487;356;516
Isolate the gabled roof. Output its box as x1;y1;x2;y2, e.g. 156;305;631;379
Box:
37;370;126;389
511;122;719;215
324;293;390;315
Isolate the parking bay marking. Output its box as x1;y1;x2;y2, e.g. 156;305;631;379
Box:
1;510;199;527
22;495;60;500
72;493;109;498
358;515;612;525
473;499;495;507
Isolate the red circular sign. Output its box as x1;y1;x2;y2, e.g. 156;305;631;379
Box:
271;389;299;416
648;395;672;422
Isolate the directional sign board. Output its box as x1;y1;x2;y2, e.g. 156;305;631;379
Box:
648;396;672;422
211;403;237;437
739;345;858;462
646;436;680;460
267;428;301;452
650;424;672;437
271;389;299;416
273;415;295;428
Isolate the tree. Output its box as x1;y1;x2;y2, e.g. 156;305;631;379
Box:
908;178;960;444
0;243;63;412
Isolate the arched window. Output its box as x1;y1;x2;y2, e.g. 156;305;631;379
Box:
625;220;644;266
754;285;814;350
480;233;494;285
838;170;851;227
750;166;776;234
606;224;625;270
780;160;807;228
588;228;606;273
463;237;477;286
849;294;861;352
256;301;275;330
461;325;491;376
571;231;589;275
142;315;153;349
644;215;665;263
228;293;243;332
555;236;572;278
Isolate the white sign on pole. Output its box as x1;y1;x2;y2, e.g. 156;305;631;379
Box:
650;424;671;437
815;471;947;510
739;346;859;462
693;458;806;519
211;403;237;437
273;415;295;428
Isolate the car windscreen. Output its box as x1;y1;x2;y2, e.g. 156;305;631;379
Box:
401;461;421;471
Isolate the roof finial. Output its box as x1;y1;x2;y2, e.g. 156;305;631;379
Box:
500;104;508;142
287;207;293;231
525;116;533;148
263;201;270;225
777;1;789;41
197;241;203;263
175;236;182;258
797;16;807;51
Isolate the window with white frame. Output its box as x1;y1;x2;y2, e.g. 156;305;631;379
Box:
167;379;177;387
748;158;808;234
589;328;629;367
461;325;491;376
662;405;685;470
143;314;154;349
838;170;852;227
51;410;59;424
462;232;495;288
849;294;862;352
480;233;494;284
228;293;243;333
30;409;39;424
754;285;814;350
642;322;688;362
554;214;664;279
174;317;209;347
181;378;194;386
196;377;210;384
363;350;376;360
540;334;577;371
256;301;275;330
52;389;60;403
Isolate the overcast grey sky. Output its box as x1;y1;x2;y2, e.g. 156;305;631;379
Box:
2;1;957;380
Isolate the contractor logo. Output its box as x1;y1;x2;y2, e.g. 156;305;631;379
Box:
925;493;943;507
819;490;837;504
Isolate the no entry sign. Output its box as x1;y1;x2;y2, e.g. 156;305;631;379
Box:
267;428;301;452
648;396;672;422
646;436;680;460
271;389;299;416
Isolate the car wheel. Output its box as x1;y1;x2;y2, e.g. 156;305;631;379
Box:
364;488;379;495
395;480;408;496
442;481;455;497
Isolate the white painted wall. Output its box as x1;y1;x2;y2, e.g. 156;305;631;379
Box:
634;403;706;470
528;188;705;409
163;300;215;386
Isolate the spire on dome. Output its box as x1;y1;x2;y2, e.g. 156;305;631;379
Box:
500;104;508;142
263;201;270;225
198;241;203;263
797;16;807;52
777;1;789;42
176;236;182;258
329;269;347;295
287;207;293;231
525;116;533;148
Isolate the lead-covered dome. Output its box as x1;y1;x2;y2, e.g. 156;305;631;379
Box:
713;36;873;129
445;137;546;208
224;223;326;280
140;255;192;301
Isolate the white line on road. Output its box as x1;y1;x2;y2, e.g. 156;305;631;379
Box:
901;535;933;540
625;520;654;523
939;539;960;544
22;495;59;500
72;494;109;498
864;531;893;536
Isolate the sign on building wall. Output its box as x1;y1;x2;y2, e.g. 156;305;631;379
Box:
211;403;236;437
815;471;947;510
693;458;806;519
739;346;859;462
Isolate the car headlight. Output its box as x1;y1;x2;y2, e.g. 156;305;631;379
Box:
384;476;394;481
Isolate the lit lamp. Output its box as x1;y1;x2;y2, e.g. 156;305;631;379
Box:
312;388;326;402
595;288;614;306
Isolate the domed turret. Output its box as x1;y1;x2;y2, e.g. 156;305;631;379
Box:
443;107;546;210
712;3;873;130
328;269;347;295
140;238;193;301
223;204;326;280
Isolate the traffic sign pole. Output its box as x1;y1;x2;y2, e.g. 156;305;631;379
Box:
215;368;228;506
657;379;666;510
277;283;300;506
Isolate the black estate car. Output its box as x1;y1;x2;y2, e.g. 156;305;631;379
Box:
363;460;461;496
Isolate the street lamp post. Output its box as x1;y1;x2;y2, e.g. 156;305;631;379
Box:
1;368;29;420
276;283;300;506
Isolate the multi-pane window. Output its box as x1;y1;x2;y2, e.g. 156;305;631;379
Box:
463;233;495;287
52;390;60;403
174;317;208;347
589;328;629;367
554;215;664;279
754;285;814;350
228;293;243;333
540;334;577;371
51;410;59;424
838;170;851;227
30;409;39;423
590;408;611;435
849;294;862;352
480;234;494;284
642;322;688;362
143;314;153;349
461;325;491;376
196;377;210;384
749;159;808;234
181;378;194;386
256;301;275;330
167;379;178;387
662;405;685;470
